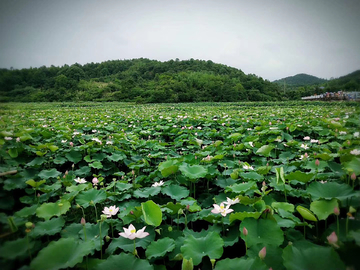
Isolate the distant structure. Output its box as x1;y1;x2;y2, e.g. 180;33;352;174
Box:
301;91;360;101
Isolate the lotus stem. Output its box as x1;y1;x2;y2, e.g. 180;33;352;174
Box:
346;216;349;237
99;222;103;260
111;216;114;238
336;215;339;236
93;204;98;223
26;233;32;260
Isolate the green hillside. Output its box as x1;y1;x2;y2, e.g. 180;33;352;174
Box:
0;58;283;103
273;73;327;87
322;70;360;91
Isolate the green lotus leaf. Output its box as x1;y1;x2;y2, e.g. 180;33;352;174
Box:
134;187;161;198
115;182;133;191
229;212;262;223
0;237;36;260
239;172;264;181
142;200;162;227
79;222;109;251
106;227;155;254
30;217;66;237
74;166;91;176
310;198;339;220
8;148;18;158
240;218;284;247
38;168;61;179
179;163;208;180
296;206;317;222
307;181;357;201
180;197;201;212
272;202;295;213
256;145;274;157
161;185;190;200
30;238;95;270
215;257;268;270
181;231;224;266
343;157;360;175
225;181;257;194
36;200;71;220
146;237;175;260
247;244;284;270
26;179;46;188
53;156;67;165
286;171;314;183
89;161;103;169
26;157;46;167
158;160;179;177
282;241;345;270
65;150;83;164
15;204;38;217
275;167;286;184
95;253;153;270
76;189;107;208
107;152;126;162
48;145;59;152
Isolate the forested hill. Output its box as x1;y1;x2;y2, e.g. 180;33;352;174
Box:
0;58;283;102
273;73;327;87
322;70;360;92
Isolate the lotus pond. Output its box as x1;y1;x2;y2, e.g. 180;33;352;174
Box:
0;101;360;270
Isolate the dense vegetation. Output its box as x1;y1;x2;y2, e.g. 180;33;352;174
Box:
273;73;327;87
322;70;360;92
0;58;285;103
0;102;359;269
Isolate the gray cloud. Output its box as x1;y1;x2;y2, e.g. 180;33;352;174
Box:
0;0;359;81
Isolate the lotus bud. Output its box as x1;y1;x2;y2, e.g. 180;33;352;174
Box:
130;210;134;215
315;159;320;166
70;142;73;147
186;204;190;210
76;204;81;208
81;217;86;226
262;181;266;186
25;222;33;229
266;162;269;167
327;231;339;248
100;214;107;222
243;227;248;236
105;236;111;242
347;140;351;145
131;170;135;175
178;209;184;215
37;193;40;197
65;170;68;175
89;200;94;205
259;246;266;260
304;152;308;158
182;258;193;270
351;173;356;181
334;207;340;216
72;163;75;168
211;259;216;269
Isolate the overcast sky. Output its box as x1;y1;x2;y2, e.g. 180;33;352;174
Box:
1;0;359;81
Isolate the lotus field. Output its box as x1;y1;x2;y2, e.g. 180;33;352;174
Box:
1;102;360;270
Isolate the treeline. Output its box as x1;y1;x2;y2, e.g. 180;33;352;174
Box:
0;58;285;102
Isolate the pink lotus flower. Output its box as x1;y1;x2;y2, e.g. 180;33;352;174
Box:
119;224;149;240
259;247;266;260
327;231;339;248
92;177;99;186
211;203;234;217
315;159;320;166
102;205;119;217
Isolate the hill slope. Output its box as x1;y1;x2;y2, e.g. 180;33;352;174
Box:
322;70;360;91
0;58;283;102
273;73;327;87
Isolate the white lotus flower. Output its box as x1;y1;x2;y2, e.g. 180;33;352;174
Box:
303;136;310;141
102;205;119;217
74;177;86;184
152;180;164;187
119;224;149;240
243;164;254;170
354;132;359;138
211;203;234;217
310;139;318;143
300;144;309;150
350;149;360;155
224;197;240;206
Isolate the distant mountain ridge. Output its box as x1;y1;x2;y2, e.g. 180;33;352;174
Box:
273;73;327;87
